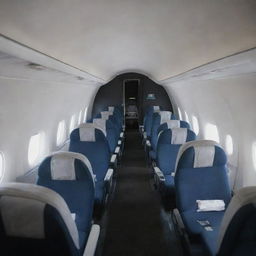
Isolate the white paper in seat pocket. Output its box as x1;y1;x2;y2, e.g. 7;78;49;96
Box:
196;200;225;212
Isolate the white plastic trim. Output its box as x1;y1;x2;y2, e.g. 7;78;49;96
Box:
83;224;100;256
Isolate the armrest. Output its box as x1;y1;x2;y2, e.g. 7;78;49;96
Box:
104;168;114;182
110;154;117;169
143;132;147;140
153;166;165;182
104;168;114;192
146;139;151;147
83;224;100;256
117;139;122;145
120;132;124;138
122;125;125;132
115;146;121;154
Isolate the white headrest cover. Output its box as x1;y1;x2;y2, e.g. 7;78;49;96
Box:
166;120;181;129
50;151;94;183
160;111;172;124
79;126;95;142
101;111;112;120
194;145;215;168
0;183;79;248
108;106;114;113
153;106;160;112
217;186;256;251
93;118;106;136
175;140;218;172
78;123;94;129
171;128;187;145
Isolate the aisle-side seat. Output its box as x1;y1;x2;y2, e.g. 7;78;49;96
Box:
157;120;190;137
149;120;190;160
0;183;100;256
201;186;256;256
37;151;95;249
154;128;196;207
141;105;160;141
107;105;124;132
93;118;122;157
173;140;231;236
147;111;176;161
69;125;115;215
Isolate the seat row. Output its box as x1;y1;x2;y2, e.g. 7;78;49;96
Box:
0;105;124;256
141;105;256;256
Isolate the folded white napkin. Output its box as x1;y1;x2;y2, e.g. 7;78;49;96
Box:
196;200;225;212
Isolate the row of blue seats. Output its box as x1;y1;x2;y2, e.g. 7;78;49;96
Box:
141;106;256;256
0;105;124;256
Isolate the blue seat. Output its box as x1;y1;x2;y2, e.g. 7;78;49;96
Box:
93;118;120;155
99;111;123;135
37;151;95;249
150;120;190;160
157;120;190;136
0;182;100;256
107;106;124;131
200;186;256;256
142;106;160;140
154;128;196;198
174;140;231;236
69;125;113;210
149;111;176;160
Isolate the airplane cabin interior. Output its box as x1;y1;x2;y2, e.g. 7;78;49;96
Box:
0;0;256;255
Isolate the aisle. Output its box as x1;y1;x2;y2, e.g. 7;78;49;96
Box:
101;130;182;256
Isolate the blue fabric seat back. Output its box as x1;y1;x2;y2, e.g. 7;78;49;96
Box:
69;126;110;182
107;106;124;127
175;140;231;214
93;118;119;153
97;111;122;133
156;128;196;175
151;111;176;152
37;152;95;248
0;183;81;256
143;106;161;137
157;120;190;137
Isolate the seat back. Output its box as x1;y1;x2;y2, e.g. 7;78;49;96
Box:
151;111;176;151
157;120;190;137
217;186;256;256
69;125;110;182
0;183;80;256
37;151;95;245
143;106;160;138
156;128;196;175
175;140;231;213
93;118;119;153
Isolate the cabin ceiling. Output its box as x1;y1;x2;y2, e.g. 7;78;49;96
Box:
0;0;256;82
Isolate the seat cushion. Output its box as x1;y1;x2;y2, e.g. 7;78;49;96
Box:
149;150;156;160
161;174;175;196
95;181;106;206
181;210;224;235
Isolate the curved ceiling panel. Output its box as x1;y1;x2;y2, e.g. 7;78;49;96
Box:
0;0;256;81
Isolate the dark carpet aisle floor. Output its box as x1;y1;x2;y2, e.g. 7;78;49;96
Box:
100;130;182;256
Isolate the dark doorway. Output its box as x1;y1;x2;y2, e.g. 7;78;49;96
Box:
124;79;139;129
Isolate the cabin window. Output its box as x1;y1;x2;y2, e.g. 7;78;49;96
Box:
252;142;256;170
205;123;220;143
83;107;88;122
28;132;44;167
78;110;83;124
184;111;189;123
56;120;66;146
0;152;5;181
177;107;182;119
69;114;76;134
225;134;233;155
192;115;199;135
